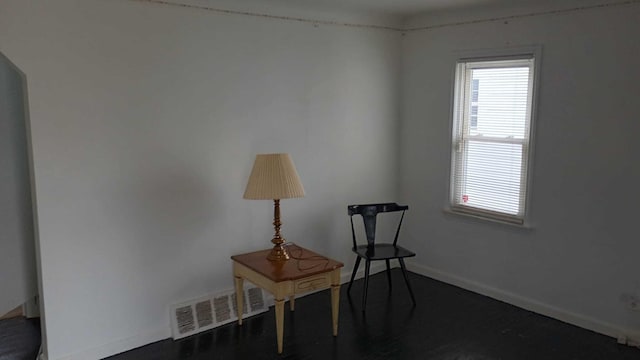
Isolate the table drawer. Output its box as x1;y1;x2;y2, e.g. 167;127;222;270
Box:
293;273;332;294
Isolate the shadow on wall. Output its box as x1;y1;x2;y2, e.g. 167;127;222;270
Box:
110;163;219;268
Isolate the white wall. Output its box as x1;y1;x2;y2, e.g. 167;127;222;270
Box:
401;2;640;340
4;0;637;358
0;1;401;359
0;54;37;316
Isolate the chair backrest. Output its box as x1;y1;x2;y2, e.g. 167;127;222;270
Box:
347;203;408;249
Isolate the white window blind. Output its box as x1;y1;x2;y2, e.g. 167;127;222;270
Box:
450;57;535;224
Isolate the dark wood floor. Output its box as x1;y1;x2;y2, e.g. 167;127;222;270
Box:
106;269;640;360
0;316;40;360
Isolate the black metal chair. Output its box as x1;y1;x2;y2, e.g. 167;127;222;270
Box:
347;203;416;310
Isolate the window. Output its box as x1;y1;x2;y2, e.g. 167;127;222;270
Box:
450;56;536;224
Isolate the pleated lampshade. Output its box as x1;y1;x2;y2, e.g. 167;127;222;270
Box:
243;154;305;200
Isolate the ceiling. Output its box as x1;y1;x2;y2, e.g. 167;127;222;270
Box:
260;0;547;16
210;0;576;18
188;0;622;26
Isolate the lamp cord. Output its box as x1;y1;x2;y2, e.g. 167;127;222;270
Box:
284;243;330;272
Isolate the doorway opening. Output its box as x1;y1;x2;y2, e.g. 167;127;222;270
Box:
0;52;45;360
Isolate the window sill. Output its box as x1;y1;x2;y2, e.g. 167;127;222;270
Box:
443;208;533;230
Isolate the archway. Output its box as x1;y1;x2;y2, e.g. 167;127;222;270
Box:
0;51;44;360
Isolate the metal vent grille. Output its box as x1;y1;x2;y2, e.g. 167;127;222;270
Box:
195;300;213;328
175;305;195;335
171;286;268;339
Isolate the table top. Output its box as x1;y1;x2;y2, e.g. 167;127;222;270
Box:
231;243;344;282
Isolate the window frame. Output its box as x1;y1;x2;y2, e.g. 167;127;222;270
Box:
447;47;541;226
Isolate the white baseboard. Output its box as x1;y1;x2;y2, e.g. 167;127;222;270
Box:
45;261;638;359
52;262;386;360
53;329;168;360
41;263;540;359
406;261;640;344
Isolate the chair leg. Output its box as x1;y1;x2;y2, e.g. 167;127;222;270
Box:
347;257;361;294
362;260;371;311
398;258;416;306
385;259;392;290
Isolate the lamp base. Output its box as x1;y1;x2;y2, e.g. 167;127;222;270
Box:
267;243;290;262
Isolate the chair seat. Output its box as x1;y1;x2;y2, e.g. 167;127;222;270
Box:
353;244;416;261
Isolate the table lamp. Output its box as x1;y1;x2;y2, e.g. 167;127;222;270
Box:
243;153;305;261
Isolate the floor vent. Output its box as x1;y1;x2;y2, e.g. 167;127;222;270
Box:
170;286;268;339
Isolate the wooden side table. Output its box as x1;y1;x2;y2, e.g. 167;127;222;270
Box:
231;244;344;354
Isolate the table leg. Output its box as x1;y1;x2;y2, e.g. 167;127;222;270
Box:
275;298;285;354
331;269;341;336
234;276;244;325
289;295;295;311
